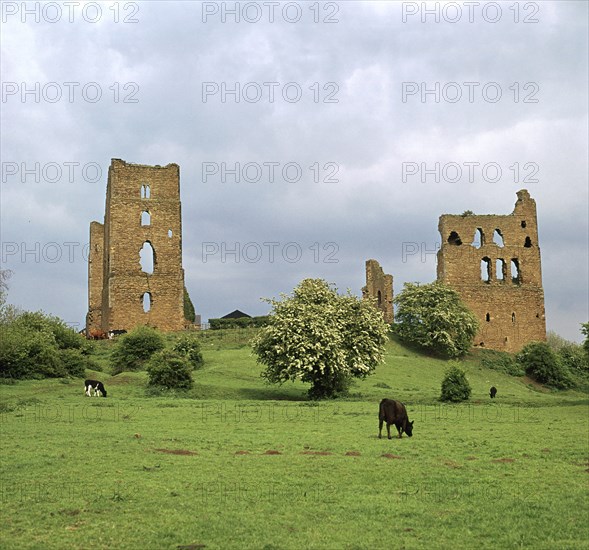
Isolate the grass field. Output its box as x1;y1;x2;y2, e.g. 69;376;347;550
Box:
1;331;588;549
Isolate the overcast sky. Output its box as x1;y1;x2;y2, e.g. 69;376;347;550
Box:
1;0;587;341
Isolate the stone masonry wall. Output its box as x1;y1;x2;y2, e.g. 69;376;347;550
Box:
436;189;546;352
362;259;394;324
86;159;186;333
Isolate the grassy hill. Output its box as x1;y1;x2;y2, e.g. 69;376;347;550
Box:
1;331;588;549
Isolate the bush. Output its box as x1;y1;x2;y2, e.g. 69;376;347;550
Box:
209;316;270;330
0;312;89;380
173;334;204;369
516;342;574;389
580;323;589;356
111;326;165;374
146;350;193;390
479;349;524;376
58;349;91;378
440;364;472;402
558;344;589;374
394;281;479;358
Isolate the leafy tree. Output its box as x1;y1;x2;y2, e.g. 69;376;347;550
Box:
440;364;472;402
581;323;589;356
146;350;193;390
173;334;204;369
251;278;388;399
393;281;479;358
516;341;574;389
111;325;165;374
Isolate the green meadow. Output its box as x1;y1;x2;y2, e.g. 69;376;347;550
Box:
1;331;588;549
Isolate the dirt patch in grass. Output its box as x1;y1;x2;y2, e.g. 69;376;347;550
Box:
444;460;462;469
154;448;197;456
301;451;332;456
466;456;477;461
235;450;249;455
345;451;361;456
491;458;515;463
264;450;281;455
381;453;403;459
541;448;551;453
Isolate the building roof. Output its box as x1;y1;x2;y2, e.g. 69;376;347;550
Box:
220;309;252;319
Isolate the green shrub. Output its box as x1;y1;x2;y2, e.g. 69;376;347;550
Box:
516;342;574;389
146;350;193;390
58;349;90;378
440;364;472;402
209;316;270;330
0;323;60;379
581;323;589;356
558;344;589;374
14;312;87;351
111;326;165;374
173;335;204;369
480;349;524;376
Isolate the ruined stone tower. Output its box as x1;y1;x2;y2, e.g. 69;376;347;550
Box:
436;190;546;352
362;259;394;324
86;159;186;333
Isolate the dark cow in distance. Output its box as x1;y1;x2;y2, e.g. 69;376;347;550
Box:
378;399;413;439
490;386;497;398
85;379;107;397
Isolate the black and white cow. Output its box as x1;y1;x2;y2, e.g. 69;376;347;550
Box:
108;329;127;340
85;379;107;397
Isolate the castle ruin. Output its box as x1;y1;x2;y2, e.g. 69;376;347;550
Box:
436;189;546;352
362;259;394;324
86;159;187;334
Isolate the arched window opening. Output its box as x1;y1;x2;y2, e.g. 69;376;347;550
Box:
481;257;491;283
471;228;484;249
496;259;506;281
493;229;504;247
141;184;151;199
511;259;520;284
521;220;527;228
142;292;152;313
512;312;516;323
140;241;155;274
485;313;490;322
377;290;382;306
448;231;462;245
524;236;532;248
168;229;173;238
141;210;151;226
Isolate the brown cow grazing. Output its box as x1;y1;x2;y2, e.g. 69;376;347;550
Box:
378;399;414;439
490;386;497;398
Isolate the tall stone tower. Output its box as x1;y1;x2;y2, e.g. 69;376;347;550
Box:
362;259;394;324
436;190;546;352
86;159;186;333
